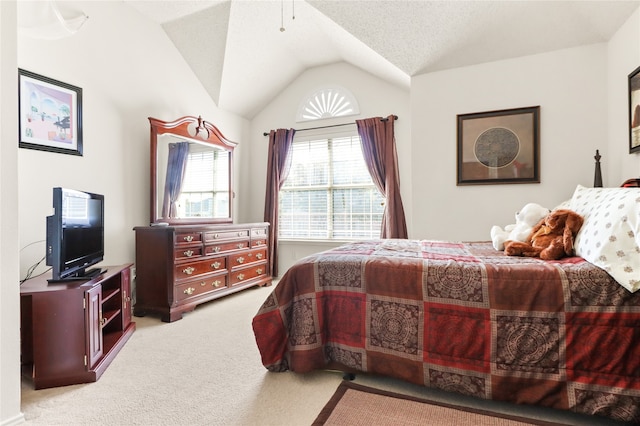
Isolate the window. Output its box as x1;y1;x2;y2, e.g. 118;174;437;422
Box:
177;147;229;218
279;131;384;240
296;86;360;122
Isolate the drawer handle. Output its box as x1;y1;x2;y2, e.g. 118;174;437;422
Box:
182;266;195;275
184;287;195;295
213;246;220;253
256;253;263;260
184;250;194;257
183;235;193;242
237;243;244;249
211;261;221;269
257;268;263;275
238;232;244;236
212;280;222;288
255;241;264;246
200;281;206;287
236;256;244;264
237;273;245;281
213;233;219;239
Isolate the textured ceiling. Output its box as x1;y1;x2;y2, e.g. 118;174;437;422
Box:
125;0;640;119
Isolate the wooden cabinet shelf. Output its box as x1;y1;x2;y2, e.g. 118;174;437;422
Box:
20;265;135;389
134;223;272;322
102;309;121;328
102;288;120;303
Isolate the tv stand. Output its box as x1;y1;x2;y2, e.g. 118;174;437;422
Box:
20;264;135;389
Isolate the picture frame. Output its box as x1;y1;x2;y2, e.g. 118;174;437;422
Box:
457;106;540;185
18;69;83;156
628;65;640;154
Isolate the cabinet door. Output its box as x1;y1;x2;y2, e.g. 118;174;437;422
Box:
121;267;132;327
85;286;104;368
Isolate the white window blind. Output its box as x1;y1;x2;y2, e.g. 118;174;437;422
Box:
279;133;384;240
179;149;229;218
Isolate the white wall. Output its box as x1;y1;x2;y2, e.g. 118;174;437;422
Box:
1;2;23;424
409;8;640;243
410;44;610;241
607;8;640;182
246;62;411;274
16;1;247;279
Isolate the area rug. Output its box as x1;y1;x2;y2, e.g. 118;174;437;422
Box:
312;381;563;426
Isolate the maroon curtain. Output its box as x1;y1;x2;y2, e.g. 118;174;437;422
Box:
162;142;190;218
263;128;295;277
356;115;408;239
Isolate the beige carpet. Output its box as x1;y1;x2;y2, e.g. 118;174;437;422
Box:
20;284;625;425
313;381;561;426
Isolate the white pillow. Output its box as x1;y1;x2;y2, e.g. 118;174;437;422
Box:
569;184;640;292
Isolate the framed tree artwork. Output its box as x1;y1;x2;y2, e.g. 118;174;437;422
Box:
457;106;540;185
18;69;83;156
629;65;640;154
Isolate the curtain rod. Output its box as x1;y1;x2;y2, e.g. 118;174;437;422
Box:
263;115;398;136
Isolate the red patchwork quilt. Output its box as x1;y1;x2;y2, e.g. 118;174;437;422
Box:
252;240;640;422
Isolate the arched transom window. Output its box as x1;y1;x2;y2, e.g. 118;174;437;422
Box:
296;86;360;122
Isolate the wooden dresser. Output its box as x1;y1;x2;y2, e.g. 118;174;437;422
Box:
133;222;271;322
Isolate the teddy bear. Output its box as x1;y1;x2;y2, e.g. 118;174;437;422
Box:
504;209;584;260
490;203;550;251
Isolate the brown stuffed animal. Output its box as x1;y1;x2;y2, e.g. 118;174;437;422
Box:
504;209;584;260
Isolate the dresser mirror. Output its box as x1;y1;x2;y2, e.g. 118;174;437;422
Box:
149;116;236;225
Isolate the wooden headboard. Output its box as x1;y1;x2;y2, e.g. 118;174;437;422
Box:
593;150;639;187
621;178;640;187
593;150;603;187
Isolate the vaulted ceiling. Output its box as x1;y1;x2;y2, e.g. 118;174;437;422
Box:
126;0;639;119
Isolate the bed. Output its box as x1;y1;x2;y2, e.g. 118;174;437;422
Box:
252;183;640;423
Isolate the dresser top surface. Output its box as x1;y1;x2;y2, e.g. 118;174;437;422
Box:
134;222;269;232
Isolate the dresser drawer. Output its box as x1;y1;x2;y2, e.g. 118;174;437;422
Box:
229;262;268;286
175;232;202;245
204;229;249;242
252;238;267;248
174;246;203;261
175;257;227;280
205;240;250;255
251;227;268;238
229;247;267;268
176;275;228;302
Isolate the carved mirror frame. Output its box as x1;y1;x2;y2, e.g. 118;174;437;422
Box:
149;115;237;225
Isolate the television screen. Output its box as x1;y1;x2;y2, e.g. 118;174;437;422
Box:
46;187;105;282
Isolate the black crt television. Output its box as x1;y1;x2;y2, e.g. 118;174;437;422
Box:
46;187;105;282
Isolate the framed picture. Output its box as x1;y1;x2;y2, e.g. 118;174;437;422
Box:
457;106;540;185
629;65;640;154
18;69;83;156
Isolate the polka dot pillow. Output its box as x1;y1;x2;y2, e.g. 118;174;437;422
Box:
569;184;640;292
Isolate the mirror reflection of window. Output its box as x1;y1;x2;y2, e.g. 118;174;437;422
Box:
176;144;230;218
62;191;91;225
